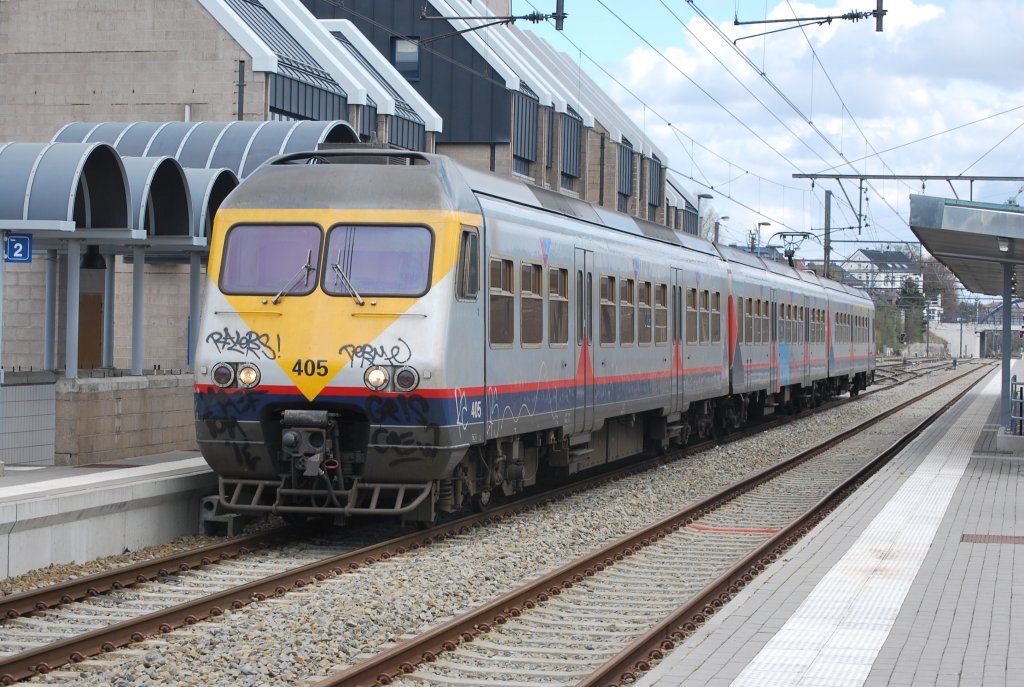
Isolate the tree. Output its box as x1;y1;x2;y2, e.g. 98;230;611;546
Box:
921;256;959;318
896;277;926;342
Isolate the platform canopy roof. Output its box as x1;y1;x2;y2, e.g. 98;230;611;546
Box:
909;194;1024;296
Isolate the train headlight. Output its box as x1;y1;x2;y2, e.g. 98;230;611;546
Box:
394;366;420;392
211;363;235;388
237;364;261;388
364;366;390;391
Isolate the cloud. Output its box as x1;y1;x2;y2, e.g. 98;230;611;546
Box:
585;0;1024;251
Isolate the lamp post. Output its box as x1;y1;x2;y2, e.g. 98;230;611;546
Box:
714;215;729;244
696;193;713;238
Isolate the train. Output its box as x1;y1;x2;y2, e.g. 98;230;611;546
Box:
194;149;875;524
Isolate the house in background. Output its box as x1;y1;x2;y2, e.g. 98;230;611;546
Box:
843;248;922;294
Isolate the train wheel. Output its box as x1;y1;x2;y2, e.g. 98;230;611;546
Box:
472;490;492;512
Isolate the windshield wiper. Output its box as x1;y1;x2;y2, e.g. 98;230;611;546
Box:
271;249;314;304
331;261;365;306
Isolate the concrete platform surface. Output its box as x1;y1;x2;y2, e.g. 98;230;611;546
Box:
0;451;215;578
636;363;1019;687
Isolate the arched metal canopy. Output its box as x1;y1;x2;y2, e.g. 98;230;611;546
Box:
0;141;130;234
184;168;239;239
121;156;192;237
53;120;359;179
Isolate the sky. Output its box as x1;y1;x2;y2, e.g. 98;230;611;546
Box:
517;0;1024;268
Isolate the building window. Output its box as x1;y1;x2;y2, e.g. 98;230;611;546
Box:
490;258;514;346
549;267;569;346
392;38;419;80
600;275;617;345
620;278;635;345
521;262;543;346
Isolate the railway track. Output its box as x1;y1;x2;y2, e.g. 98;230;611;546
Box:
0;363;989;685
308;363;989;687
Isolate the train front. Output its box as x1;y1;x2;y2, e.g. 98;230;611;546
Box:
193;151;483;523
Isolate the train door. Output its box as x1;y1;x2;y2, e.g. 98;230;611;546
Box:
573;247;594;434
770;289;779;392
802;294;811;388
671;267;685;410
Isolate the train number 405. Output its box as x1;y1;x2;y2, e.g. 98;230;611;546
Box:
292;359;329;376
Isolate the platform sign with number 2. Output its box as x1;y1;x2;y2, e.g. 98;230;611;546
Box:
3;234;32;263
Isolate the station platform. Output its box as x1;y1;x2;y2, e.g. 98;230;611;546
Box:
637;362;1020;686
0;451;215;578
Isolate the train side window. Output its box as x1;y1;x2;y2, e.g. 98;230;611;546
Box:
711;291;721;343
699;290;710;344
762;301;770;343
456;228;479;300
620;278;636;346
749;298;757;346
736;296;744;344
489;258;514;347
549;267;569;346
686;288;698;344
521;262;543;347
654;283;668;345
673;286;682;342
576;271;584;345
600;275;617;345
753;300;761;343
639;281;653;346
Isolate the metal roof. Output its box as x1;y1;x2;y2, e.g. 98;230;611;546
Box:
321;19;442;132
52;120;358;178
515;27;665;159
0;142;129;231
910;194;1024;296
219;0;347;97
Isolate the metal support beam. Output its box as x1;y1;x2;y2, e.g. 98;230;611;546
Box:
44;250;56;370
65;240;82;379
102;254;115;368
131;247;145;375
1002;263;1013;429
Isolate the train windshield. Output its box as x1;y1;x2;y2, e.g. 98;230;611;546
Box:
323;225;433;297
220;224;323;296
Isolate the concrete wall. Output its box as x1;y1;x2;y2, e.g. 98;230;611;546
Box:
0;0;267;143
54;375;197;466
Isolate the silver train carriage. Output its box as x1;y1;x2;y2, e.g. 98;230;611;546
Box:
193;149;875;523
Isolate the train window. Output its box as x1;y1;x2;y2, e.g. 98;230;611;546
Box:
639;281;653;345
456;229;479;301
711;291;721;343
576;271;584;345
323;224;432;297
620;278;635;346
654;284;668;345
521;263;543;346
762;301;769;343
220;224;322;296
549;267;569;346
753;300;761;343
686;288;698;344
489;258;514;346
745;298;753;343
699;290;710;344
736;297;744;344
600;275;617;345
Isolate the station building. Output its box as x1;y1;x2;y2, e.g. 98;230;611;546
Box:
0;0;698;466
